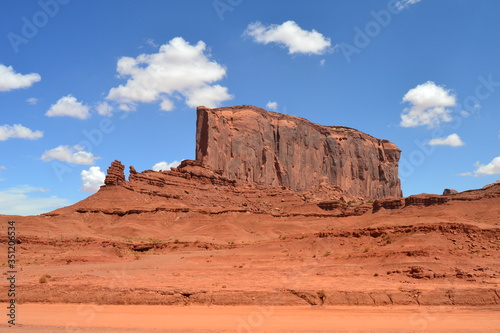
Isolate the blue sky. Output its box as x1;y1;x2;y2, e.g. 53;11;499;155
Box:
0;0;499;215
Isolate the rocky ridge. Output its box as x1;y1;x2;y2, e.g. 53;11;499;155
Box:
52;157;500;219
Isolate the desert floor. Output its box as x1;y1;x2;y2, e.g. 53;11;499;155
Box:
2;304;499;332
1;190;499;331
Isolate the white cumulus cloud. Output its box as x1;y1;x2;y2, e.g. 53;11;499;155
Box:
266;101;278;111
428;133;464;147
400;81;456;128
0;64;41;92
474;157;500;175
0;124;43;141
41;145;99;165
80;166;105;192
106;37;232;111
0;185;68;216
45;95;91;119
244;21;331;55
152;161;181;171
96;101;113;117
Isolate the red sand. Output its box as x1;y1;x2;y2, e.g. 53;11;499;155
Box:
1;182;499;331
2;304;499;332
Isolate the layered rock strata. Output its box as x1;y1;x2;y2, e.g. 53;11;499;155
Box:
196;105;402;199
104;160;125;186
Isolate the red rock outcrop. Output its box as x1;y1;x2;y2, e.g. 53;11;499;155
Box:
104;160;125;186
57;158;380;219
405;194;450;207
443;189;458;196
372;197;405;212
195;105;402;199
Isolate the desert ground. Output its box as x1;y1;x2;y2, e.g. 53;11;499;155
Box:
1;182;499;331
1;304;500;332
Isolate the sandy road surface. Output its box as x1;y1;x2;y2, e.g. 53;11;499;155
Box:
1;304;499;332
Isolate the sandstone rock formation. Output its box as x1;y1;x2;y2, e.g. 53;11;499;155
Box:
104;160;125;186
443;189;458;196
196;105;402;199
370;182;500;213
405;194;450;207
372;197;405;212
65;158;375;218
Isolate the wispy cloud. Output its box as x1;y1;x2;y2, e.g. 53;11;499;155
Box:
396;0;422;10
0;185;68;216
26;97;38;105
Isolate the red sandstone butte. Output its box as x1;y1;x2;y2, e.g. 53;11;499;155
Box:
196;105;402;199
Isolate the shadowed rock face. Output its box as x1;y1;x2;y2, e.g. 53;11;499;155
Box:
196;105;402;199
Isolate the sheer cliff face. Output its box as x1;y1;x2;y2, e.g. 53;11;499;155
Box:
196;105;402;199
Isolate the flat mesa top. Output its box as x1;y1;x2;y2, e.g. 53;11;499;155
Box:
197;104;368;136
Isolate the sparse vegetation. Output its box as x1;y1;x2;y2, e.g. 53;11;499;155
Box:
39;274;51;283
382;233;393;245
317;289;326;301
483;231;494;238
323;251;331;257
123;237;133;243
363;247;370;253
